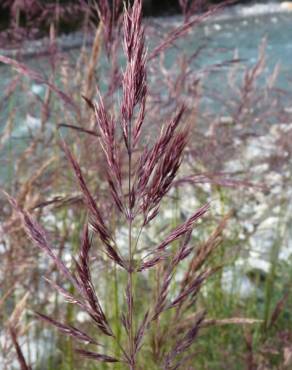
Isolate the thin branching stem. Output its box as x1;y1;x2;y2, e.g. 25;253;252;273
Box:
128;118;135;369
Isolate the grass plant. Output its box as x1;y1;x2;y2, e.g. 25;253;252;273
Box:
0;1;292;369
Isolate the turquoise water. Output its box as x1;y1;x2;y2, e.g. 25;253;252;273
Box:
1;5;292;183
164;9;292;109
198;12;292;86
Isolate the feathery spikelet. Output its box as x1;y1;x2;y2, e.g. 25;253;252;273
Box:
61;140;125;268
35;312;100;345
163;311;206;370
76;349;120;363
121;0;147;148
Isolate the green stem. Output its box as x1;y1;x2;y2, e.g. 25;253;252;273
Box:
128;131;135;370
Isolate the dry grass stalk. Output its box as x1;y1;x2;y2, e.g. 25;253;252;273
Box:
0;54;80;115
83;24;103;100
4;293;32;370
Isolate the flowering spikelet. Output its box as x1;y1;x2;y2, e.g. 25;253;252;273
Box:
1;190;114;337
140;204;209;271
151;232;193;320
96;0;122;57
163;311;206;369
74;225;113;336
94;91;125;213
2;190;77;289
61;140;125;268
132;106;187;222
35;312;100;345
76;349;119;363
121;0;147;148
